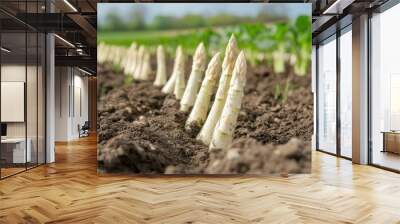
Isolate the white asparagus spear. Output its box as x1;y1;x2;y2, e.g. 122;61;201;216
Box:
104;45;113;64
173;47;186;100
127;47;138;76
162;46;182;94
116;47;126;67
97;43;105;63
107;46;115;64
139;50;151;80
101;44;110;63
180;42;206;111
154;45;167;86
133;46;145;80
185;52;222;129
122;43;136;70
197;35;238;145
124;43;137;75
108;46;115;63
209;51;247;151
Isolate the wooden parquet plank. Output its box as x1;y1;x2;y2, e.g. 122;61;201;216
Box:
0;135;399;223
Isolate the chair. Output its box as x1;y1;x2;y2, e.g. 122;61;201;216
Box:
79;121;90;138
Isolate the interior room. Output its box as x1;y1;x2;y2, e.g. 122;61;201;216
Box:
0;7;46;178
54;66;90;141
313;0;400;172
0;0;97;179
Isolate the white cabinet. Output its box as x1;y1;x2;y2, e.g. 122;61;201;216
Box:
1;138;32;163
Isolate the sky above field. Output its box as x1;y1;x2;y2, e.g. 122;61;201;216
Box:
98;3;311;24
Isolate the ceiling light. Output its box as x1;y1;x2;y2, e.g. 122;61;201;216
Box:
54;34;75;48
78;67;93;76
63;0;78;12
323;0;354;15
1;47;11;53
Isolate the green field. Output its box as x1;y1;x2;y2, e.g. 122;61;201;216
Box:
98;30;197;46
98;27;232;55
98;16;312;76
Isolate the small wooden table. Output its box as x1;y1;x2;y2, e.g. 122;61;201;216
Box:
381;131;400;155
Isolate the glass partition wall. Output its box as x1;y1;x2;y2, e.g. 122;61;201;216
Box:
370;3;400;171
316;26;353;159
315;0;400;172
0;3;46;179
317;35;337;154
339;26;352;159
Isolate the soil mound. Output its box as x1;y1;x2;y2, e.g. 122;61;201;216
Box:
97;62;313;174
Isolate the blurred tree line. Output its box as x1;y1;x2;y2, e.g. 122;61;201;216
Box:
99;6;289;32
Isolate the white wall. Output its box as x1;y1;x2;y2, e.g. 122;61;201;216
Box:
54;67;89;141
1;64;46;164
1;64;31;137
75;71;89;138
1;65;27;138
55;66;70;141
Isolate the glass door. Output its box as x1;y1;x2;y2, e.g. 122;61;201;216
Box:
0;1;46;179
370;4;400;171
339;26;352;158
1;30;28;178
317;35;337;154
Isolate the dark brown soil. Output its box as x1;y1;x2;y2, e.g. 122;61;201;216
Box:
97;65;126;98
98;92;209;173
97;60;313;175
166;138;311;174
235;65;313;144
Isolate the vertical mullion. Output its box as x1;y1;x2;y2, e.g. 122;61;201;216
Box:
336;28;341;157
0;24;2;179
36;0;39;167
367;11;373;165
73;68;75;118
316;45;320;150
44;0;47;164
69;69;71;117
25;0;28;171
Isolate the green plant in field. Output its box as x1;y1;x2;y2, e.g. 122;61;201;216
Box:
270;23;289;74
282;80;291;102
124;74;134;86
274;83;281;101
113;64;121;73
274;80;291;103
288;16;312;76
98;15;312;77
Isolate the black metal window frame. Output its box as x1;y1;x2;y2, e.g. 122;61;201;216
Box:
315;0;400;173
0;0;48;180
315;21;352;161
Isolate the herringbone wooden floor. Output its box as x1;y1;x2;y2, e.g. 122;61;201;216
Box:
0;135;400;224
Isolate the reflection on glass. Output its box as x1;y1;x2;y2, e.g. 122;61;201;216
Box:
371;4;400;171
340;28;352;158
38;33;46;165
318;36;337;154
27;31;38;169
1;32;27;177
0;1;47;179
